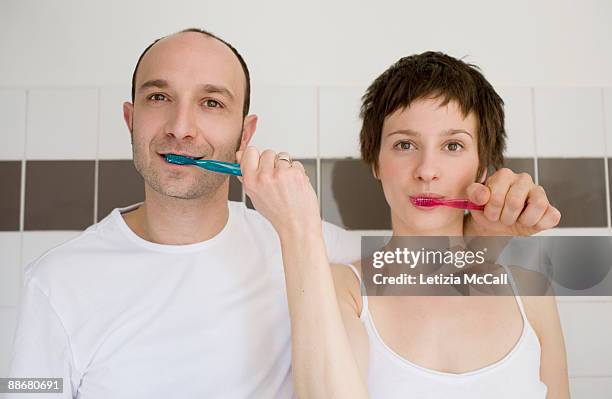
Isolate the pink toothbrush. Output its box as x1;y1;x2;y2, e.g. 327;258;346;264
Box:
410;197;485;211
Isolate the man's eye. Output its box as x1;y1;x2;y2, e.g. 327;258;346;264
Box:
149;94;167;102
446;142;464;152
395;141;414;151
203;99;221;108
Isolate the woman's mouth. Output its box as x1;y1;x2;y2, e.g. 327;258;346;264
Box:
409;193;445;210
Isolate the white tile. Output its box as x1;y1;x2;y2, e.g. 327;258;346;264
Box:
249;86;317;158
604;88;612;157
0;233;22;307
557;302;612;377
0;89;26;160
98;86;133;159
535;227;612;236
319;86;365;158
557;296;612;303
570;377;612;399
0;307;18;378
533;88;605;157
496;87;535;158
26;88;98;160
21;231;82;270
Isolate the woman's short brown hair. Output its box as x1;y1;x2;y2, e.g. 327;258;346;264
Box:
360;51;506;179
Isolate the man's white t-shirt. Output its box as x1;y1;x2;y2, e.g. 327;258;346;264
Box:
8;201;360;399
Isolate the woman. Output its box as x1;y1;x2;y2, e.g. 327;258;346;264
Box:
238;52;569;398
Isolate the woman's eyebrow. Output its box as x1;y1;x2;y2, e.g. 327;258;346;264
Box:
386;128;473;138
386;129;420;137
443;129;473;138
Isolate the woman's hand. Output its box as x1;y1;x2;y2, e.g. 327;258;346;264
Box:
464;168;562;236
237;146;322;238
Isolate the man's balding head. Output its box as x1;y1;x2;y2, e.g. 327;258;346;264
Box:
131;28;251;117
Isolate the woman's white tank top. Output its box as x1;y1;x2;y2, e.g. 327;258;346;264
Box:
343;264;548;399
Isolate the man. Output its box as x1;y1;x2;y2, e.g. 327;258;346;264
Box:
8;29;560;398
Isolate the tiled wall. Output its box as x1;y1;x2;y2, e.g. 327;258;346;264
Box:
1;86;612;395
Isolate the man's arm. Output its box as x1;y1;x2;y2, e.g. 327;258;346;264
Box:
7;275;77;399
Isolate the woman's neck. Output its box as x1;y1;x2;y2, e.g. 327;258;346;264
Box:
391;214;464;237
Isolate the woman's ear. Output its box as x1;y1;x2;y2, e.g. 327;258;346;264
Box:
371;164;380;180
478;167;488;184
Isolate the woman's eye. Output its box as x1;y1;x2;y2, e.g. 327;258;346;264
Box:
446;142;463;152
395;141;414;151
203;99;221;108
149;93;167;102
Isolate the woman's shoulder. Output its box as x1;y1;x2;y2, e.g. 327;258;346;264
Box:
331;261;364;317
507;265;561;338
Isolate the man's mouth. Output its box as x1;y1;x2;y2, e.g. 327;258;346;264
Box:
158;152;204;161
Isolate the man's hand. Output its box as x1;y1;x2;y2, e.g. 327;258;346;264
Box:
463;168;561;236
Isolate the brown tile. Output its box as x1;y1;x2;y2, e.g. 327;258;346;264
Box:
246;159;317;210
229;175;242;202
538;158;607;227
321;159;390;230
0;161;21;231
97;160;144;221
25;161;95;230
502;158;536;181
609;158;612;224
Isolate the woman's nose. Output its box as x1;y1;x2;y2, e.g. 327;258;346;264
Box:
413;151;440;182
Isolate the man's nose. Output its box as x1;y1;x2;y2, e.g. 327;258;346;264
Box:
413;150;440;182
166;102;196;140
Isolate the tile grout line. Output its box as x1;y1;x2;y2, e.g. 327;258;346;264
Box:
600;88;611;229
530;87;539;185
93;88;101;224
19;90;28;286
315;87;322;215
19;90;28;233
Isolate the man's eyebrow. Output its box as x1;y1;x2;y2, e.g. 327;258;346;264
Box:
139;79;168;91
386;128;473;138
198;84;235;101
138;80;235;101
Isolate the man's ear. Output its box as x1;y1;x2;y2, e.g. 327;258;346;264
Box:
123;102;134;134
238;114;258;151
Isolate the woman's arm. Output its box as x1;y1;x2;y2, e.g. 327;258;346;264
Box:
522;293;570;399
238;147;369;399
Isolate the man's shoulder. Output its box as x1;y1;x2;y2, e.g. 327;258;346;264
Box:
25;210;122;284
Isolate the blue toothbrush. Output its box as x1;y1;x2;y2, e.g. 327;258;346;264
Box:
165;154;242;176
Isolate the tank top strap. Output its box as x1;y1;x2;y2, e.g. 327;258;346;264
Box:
499;264;528;323
338;263;369;321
